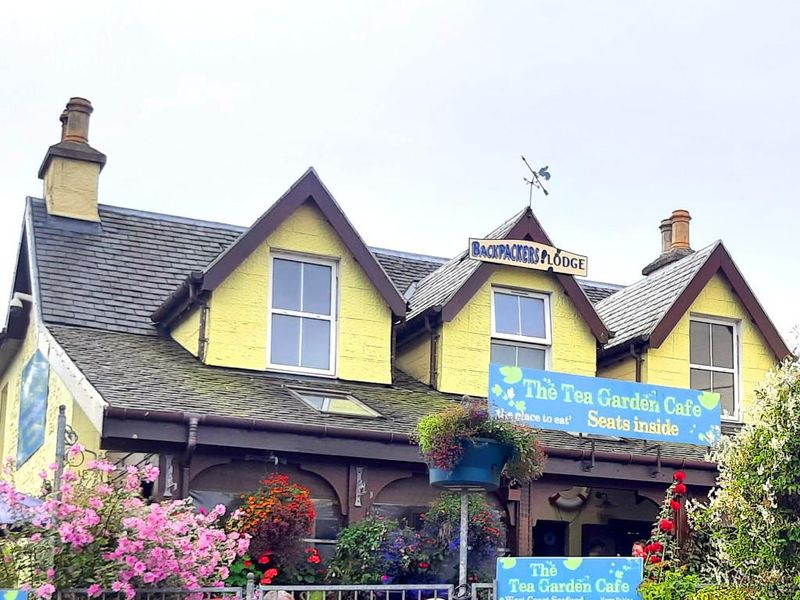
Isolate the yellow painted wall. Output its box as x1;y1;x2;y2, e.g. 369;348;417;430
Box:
437;267;597;397
396;333;432;385
645;272;777;420
43;157;100;222
204;201;393;384
598;356;638;382
0;321;102;494
172;306;202;357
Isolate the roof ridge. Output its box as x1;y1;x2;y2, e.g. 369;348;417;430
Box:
370;247;448;263
30;197;248;232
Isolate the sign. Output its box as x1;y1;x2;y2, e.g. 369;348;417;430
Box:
497;557;643;600
469;238;588;277
1;591;29;600
488;365;721;446
16;350;49;467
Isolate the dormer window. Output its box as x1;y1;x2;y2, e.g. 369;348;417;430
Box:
268;254;337;375
690;317;739;420
490;288;551;370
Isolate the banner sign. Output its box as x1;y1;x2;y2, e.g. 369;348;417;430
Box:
16;350;49;467
488;365;721;446
1;591;29;600
497;557;643;600
469;238;588;277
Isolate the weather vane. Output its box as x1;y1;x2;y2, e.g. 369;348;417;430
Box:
521;155;551;208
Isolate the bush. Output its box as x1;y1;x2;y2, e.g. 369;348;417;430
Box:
689;586;749;600
327;516;396;584
0;451;247;599
639;570;701;600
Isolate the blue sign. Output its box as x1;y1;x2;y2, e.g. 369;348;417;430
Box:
16;351;49;467
489;365;721;446
0;591;29;600
497;557;643;600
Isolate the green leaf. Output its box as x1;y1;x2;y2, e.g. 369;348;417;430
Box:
698;391;720;410
499;366;523;384
491;383;504;396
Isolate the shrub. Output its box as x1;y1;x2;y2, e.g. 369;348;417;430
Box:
639;570;701;600
416;397;546;484
702;360;800;596
0;452;247;599
689;586;749;600
225;473;320;585
327;516;396;584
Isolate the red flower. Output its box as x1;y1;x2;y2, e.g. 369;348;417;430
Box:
308;554;321;564
673;470;686;483
670;499;682;512
419;562;430;569
649;555;662;564
243;560;252;568
673;483;687;495
260;577;273;585
258;554;271;565
648;541;664;553
659;519;674;532
264;568;279;578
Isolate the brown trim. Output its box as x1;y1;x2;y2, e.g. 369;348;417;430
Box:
440;208;612;343
649;242;791;360
200;168;406;316
103;407;717;484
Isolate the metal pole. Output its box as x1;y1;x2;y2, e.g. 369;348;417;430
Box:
459;491;469;595
53;405;67;493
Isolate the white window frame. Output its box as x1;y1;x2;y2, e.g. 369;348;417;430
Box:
267;251;338;376
490;287;552;369
288;387;381;418
689;315;741;422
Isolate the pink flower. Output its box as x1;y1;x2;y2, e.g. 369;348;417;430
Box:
36;584;55;599
141;464;160;482
87;584;103;598
68;443;85;458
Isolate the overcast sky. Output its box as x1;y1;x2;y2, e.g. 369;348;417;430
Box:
1;1;798;339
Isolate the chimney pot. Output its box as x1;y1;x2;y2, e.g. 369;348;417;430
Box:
62;97;94;144
670;209;691;250
659;218;673;254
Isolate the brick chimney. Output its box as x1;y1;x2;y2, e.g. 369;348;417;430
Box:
642;209;694;276
38;97;106;222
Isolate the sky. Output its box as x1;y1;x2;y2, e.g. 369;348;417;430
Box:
0;1;798;339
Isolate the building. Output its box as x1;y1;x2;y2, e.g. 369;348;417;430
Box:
0;98;790;558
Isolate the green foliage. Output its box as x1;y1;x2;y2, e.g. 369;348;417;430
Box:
327;516;396;584
639;570;701;600
688;586;749;600
702;360;800;597
416;398;546;484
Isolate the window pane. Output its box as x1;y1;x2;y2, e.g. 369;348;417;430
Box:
689;321;711;366
327;397;375;416
271;314;300;366
517;346;546;370
690;368;711;392
520;296;546;339
272;259;302;311
711;324;734;369
302;394;325;410
494;293;520;335
713;371;736;418
491;343;517;366
301;318;331;370
303;263;332;315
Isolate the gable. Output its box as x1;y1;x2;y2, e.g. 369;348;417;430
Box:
404;207;611;344
200;200;394;383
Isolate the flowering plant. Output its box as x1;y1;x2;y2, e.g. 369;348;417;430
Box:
0;451;247;599
415;398;546;484
225;474;321;585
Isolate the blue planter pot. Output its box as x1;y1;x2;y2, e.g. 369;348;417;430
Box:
429;438;513;492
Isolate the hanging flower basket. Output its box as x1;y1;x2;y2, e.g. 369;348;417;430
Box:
428;437;513;491
416;397;546;491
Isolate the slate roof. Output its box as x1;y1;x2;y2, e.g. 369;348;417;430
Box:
595;243;718;351
406;210;524;320
49;324;706;461
578;280;625;304
28;198;441;334
30;198;244;335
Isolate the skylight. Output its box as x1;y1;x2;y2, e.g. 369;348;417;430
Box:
289;388;381;418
